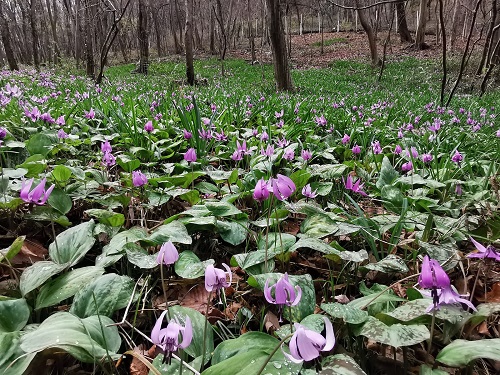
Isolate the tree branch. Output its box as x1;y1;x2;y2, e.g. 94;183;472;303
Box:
327;0;402;11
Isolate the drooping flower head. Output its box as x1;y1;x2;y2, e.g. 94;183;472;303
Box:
183;129;192;139
184;148;197;163
102;152;116;167
302;184;317;199
84;108;95;119
401;161;413;172
283;149;295;161
372;141;382;154
351;144;361;155
282;317;335;364
157;241;179;266
101;140;112;154
253;178;270;202
144;120;154;133
343;175;367;196
341;134;350;145
451;150;463;164
20;178;55;205
468;237;500;261
264;273;301;321
422;153;433;163
151;310;193;364
272;174;296;201
57;129;68;139
301;149;312;161
205;264;232;294
132;170;148;187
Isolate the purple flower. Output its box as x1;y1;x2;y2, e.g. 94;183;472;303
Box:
183;129;192;139
101;140;112;154
151;310;193;363
302;184;317;199
272;174;296;201
451;150;463;163
184;148;197;163
84;108;95;119
282;317;335;364
468;237;500;261
275;109;284;119
55;116;65;126
283;149;294;161
205;264;232;293
422;153;433;163
157;241;179;266
351;144;361;155
341;134;350;145
343;175;367;196
455;183;462;196
394;145;402;155
132;170;148;187
40;112;54;124
264;273;301;320
144;120;154;133
301;149;312;161
0;127;7;139
401;161;413;172
260;131;269;142
276;136;290;148
231;150;243;161
418;256;450;290
372;141;382;154
253;179;270;202
315;115;327;126
198;128;212;140
102;152;116;167
236;140;251;156
20;178;55;205
57;129;68;139
261;145;275;157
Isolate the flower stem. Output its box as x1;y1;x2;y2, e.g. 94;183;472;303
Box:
200;290;213;371
159;264;170;320
51;221;61;261
426;308;436;364
255;333;294;375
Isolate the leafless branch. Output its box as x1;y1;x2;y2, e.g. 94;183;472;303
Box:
326;0;401;11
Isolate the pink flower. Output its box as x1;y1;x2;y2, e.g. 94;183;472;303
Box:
394;145;402;155
84;108;95;119
315;115;327;126
282;317;335;363
272;174;296;201
468;237;500;261
421;153;433;163
253;179;270;202
301;149;312;161
264;273;301;320
102;152;116;167
132;171;148;187
184;148;197;163
343;175;367;196
283;149;294;161
351;144;361;155
302;184;317;199
205;264;232;293
341;134;350;145
20;178;55;205
57;129;68;139
451;150;463;163
401;161;413;172
156;241;179;266
144;120;154;133
151;310;192;363
183;129;192;139
101;140;112;154
372;141;382;154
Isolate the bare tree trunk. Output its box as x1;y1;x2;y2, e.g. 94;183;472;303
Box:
118;30;129;62
83;0;95;79
30;0;40;69
45;0;61;64
171;0;181;53
151;2;163;56
0;2;18;70
476;0;497;74
266;0;294;91
396;0;412;43
415;0;429;49
355;0;381;67
247;0;256;62
210;1;216;54
185;0;194;85
214;0;227;74
19;1;31;64
137;0;149;74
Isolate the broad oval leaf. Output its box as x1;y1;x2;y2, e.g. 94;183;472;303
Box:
20;261;68;296
175;251;213;279
436;339;500;367
0;331;36;375
0;298;30;332
321;303;369;325
49;220;96;266
35;266;105;309
149;221;192;245
321;354;367;375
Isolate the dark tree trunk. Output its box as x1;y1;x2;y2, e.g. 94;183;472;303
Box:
210;1;216;54
84;0;95;79
152;5;163;56
185;0;194;85
29;0;40;69
45;0;61;63
415;0;429;49
266;0;293;91
477;0;497;74
247;0;256;62
137;0;149;74
170;0;181;53
19;1;31;64
396;0;413;43
0;2;19;70
355;0;381;67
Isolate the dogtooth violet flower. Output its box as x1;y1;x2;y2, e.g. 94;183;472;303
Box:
451;150;463;163
101;140;112;154
418;255;476;311
341;134;350;145
401;161;413;172
301;149;312;161
253;178;270;202
205;264;232;293
343;175;367;196
282;317;335;364
264;273;301;320
157;241;179;266
468;237;500;261
151;310;193;364
20;178;55;205
352;144;361;155
144;120;154;133
272;174;296;201
132;170;148;187
302;184;318;199
102;152;116;167
184;148;197;163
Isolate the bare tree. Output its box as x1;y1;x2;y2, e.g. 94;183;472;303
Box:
396;0;412;43
29;0;40;69
0;1;18;70
415;0;430;49
267;0;294;91
185;0;195;85
137;0;149;74
355;0;381;67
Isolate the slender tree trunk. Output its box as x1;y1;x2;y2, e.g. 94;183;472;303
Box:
247;0;256;62
19;1;31;64
170;0;181;53
396;0;412;43
266;0;294;91
185;0;194;85
415;0;429;49
152;6;163;56
214;0;227;73
118;30;129;62
83;0;95;79
476;0;497;74
210;2;216;54
45;0;61;63
355;0;381;67
0;2;19;70
137;0;149;74
30;0;40;69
